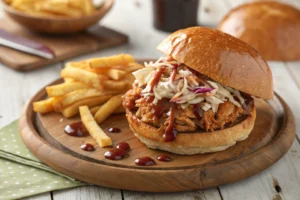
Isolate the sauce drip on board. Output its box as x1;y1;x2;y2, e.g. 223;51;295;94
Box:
108;127;121;133
163;104;177;142
64;122;88;137
135;157;156;166
80;143;95;152
104;148;127;160
116;142;130;151
157;155;172;162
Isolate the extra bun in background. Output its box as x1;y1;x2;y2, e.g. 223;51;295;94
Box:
157;27;273;99
218;1;300;61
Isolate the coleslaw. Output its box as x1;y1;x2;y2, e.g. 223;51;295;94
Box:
132;57;246;114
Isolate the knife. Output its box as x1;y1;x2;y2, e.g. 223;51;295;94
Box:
0;29;55;59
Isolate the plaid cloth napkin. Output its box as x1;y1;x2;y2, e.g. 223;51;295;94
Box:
0;120;85;200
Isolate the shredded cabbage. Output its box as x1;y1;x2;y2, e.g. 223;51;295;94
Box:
202;103;211;111
132;67;155;87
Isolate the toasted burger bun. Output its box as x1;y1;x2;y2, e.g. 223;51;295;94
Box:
126;106;256;155
218;2;300;61
157;27;273;100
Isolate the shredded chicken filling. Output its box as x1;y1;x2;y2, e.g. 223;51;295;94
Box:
123;57;254;133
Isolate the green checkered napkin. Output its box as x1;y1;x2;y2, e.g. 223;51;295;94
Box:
0;120;85;200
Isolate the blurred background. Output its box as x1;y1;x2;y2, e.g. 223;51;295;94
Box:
71;0;300;58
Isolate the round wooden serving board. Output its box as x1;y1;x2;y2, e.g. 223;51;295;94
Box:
19;79;295;192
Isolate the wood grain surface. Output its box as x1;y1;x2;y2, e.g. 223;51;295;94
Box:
0;18;128;71
18;76;295;192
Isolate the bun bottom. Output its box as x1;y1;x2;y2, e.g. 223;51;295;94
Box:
126;105;256;155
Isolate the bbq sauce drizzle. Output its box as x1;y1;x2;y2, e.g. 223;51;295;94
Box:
163;103;177;142
193;104;203;119
170;64;178;82
149;67;165;92
149;65;179;142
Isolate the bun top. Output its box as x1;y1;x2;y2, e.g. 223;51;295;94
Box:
218;2;300;61
157;27;273;99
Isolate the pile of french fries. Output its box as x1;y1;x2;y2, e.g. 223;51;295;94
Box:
33;54;143;147
5;0;98;17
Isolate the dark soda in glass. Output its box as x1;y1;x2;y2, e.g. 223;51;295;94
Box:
152;0;199;32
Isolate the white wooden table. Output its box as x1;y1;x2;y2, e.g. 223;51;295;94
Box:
1;0;300;199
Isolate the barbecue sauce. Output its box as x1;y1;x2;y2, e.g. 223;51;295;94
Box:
193;104;203;119
157;155;172;162
108;127;121;133
135;157;156;166
104;148;127;160
170;64;178;82
242;94;254;116
152;98;171;118
150;67;165;92
163;104;177;142
116;142;130;151
146;95;155;103
64;122;88;137
80;143;95;152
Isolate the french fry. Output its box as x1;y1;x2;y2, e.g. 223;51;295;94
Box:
66;61;94;71
33;98;55;113
64;78;75;83
9;0;96;17
66;61;108;74
61;95;111;118
122;73;136;85
114;105;126;114
67;0;95;15
4;0;12;4
88;54;135;68
123;62;144;72
103;80;129;92
81;0;95;15
65;61;88;69
90;105;125;115
92;67;110;74
107;69;127;80
79;106;112;147
13;5;55;17
53;89;110;111
32;54;138;146
46;82;90;97
94;95;123;124
36;2;83;17
61;67;107;90
90;106;101;115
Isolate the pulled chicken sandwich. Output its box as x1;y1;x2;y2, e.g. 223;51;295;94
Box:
123;27;273;155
